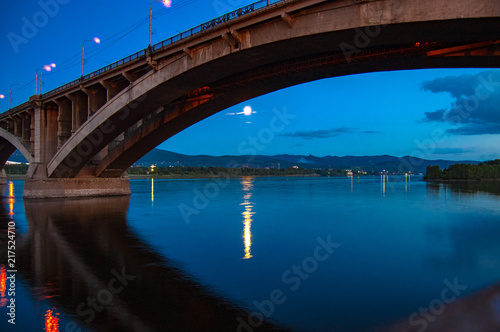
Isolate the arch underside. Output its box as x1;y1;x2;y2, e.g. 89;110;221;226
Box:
49;17;500;178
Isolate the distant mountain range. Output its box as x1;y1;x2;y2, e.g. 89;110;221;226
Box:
7;148;481;174
133;148;481;174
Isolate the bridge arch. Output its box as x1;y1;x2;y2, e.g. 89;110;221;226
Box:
0;128;34;168
47;0;500;178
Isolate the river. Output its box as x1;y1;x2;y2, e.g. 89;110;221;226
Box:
1;175;500;331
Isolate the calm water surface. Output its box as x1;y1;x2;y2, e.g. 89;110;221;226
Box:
1;175;500;331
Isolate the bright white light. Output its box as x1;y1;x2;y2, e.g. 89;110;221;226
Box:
0;95;4;99
43;63;56;71
243;106;252;116
94;37;101;44
163;0;172;7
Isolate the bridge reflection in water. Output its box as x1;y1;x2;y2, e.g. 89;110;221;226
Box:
2;195;286;332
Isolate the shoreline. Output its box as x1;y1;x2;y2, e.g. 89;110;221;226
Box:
128;173;322;179
5;174;324;181
424;178;500;183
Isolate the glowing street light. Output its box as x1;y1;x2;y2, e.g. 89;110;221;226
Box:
35;63;56;95
149;0;172;47
81;37;101;77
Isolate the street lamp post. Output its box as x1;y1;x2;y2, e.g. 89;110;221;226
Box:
81;37;101;78
149;0;171;48
8;83;21;110
35;63;56;95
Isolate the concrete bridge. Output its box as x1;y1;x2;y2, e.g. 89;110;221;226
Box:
0;0;499;198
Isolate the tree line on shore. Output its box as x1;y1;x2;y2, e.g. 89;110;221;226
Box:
424;159;500;180
127;166;350;177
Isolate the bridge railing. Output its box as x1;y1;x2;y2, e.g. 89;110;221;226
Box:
40;0;287;100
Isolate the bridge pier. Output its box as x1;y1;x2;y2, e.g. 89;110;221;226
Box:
21;96;131;199
0;169;6;185
23;176;131;199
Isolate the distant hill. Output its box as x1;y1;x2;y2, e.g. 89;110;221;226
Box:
135;148;481;173
7;148;481;174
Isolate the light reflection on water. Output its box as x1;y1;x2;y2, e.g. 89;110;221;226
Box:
241;177;255;260
0;176;499;331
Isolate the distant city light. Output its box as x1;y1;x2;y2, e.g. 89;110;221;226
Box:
243;106;252;116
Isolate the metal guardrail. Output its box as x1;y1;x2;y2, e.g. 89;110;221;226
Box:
40;0;286;100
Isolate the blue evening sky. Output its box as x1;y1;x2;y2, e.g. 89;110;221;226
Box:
1;0;499;161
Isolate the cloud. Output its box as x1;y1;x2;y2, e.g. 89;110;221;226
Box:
421;70;500;135
280;127;378;139
446;123;500;135
423;109;446;122
226;110;257;116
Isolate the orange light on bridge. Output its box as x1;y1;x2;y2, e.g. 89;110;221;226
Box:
0;265;7;308
44;308;60;332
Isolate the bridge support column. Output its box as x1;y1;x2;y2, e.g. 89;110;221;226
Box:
22;113;32;150
83;86;107;117
13;116;23;138
0;169;6;185
54;98;72;149
67;92;88;133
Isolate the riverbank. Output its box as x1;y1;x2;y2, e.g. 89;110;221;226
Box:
129;173;322;179
424;178;500;183
6;175;26;180
4;174;323;180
